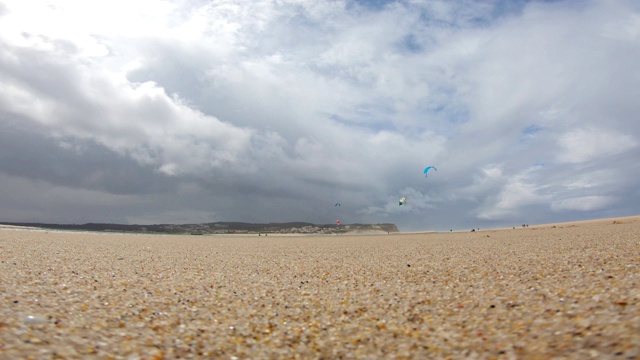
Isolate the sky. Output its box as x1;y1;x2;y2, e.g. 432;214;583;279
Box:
0;0;639;231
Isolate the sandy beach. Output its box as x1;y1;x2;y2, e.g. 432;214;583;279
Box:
1;217;638;359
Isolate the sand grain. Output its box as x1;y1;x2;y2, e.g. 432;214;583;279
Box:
1;217;639;359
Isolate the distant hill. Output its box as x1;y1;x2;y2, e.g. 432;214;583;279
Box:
0;221;399;235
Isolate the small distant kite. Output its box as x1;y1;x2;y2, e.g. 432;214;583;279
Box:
424;166;437;177
335;203;341;207
336;220;341;226
399;196;407;206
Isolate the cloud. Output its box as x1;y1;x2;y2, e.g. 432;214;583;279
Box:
557;127;637;164
551;196;617;212
475;165;550;220
0;0;639;230
0;54;257;176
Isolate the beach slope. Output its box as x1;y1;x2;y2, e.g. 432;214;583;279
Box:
1;216;638;358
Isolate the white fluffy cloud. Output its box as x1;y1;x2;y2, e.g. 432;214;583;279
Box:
557;127;636;164
551;196;617;212
0;0;639;230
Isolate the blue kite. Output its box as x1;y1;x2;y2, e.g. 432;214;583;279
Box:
423;166;437;177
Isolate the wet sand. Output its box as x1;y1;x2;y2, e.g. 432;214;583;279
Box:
1;216;639;359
